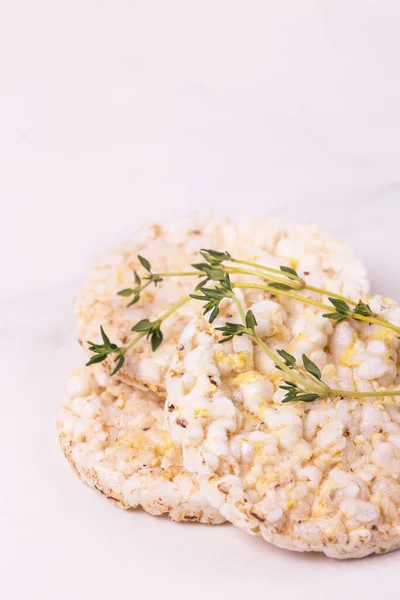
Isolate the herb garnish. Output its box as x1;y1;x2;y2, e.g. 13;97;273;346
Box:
85;248;400;401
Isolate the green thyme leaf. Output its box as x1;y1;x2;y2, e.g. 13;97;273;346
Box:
192;263;226;282
138;255;151;272
127;295;140;307
302;354;321;380
284;380;297;387
280;385;297;392
134;271;141;286
131;319;152;332
86;353;108;366
209;306;220;323
267;282;293;291
276;349;296;368
298;393;320;403
245;309;257;330
218;335;234;343
224;274;232;290
200;249;231;265
195;278;209;290
189;292;208;301
322;298;352;323
100;326;111;346
322;312;349;322
282;392;319;404
111;354;125;376
281;393;297;403
279;266;298;277
118;288;135;297
328;298;350;314
151;328;163;351
354;300;374;317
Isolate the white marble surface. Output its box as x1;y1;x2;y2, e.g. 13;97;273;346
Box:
2;2;400;599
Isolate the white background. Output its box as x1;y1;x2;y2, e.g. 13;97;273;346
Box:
2;2;400;599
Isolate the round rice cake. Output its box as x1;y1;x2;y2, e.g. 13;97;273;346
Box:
57;364;225;523
75;214;369;395
166;295;400;558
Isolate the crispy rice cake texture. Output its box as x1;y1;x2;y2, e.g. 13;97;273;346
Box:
166;295;400;559
58;364;225;523
75;214;369;395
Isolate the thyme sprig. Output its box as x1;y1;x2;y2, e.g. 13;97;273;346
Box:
86;296;190;374
189;274;234;323
215;309;257;342
117;256;163;307
117;250;400;336
86;248;400;400
86;326;126;376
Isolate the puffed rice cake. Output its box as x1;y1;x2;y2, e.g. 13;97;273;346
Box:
58;364;225;523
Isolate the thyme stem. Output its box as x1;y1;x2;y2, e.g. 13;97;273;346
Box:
234;282;329;311
329;388;400;398
154;271;199;277
229;257;304;283
158;295;191;320
231;294;246;324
